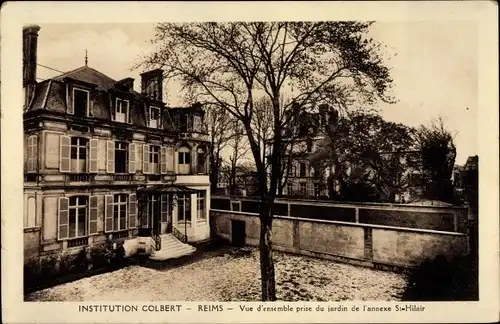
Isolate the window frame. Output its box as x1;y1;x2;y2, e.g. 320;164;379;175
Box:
115;98;130;123
149;106;161;128
112;194;128;232
149;145;160;174
197;191;206;220
72;87;90;117
114;141;129;174
177;194;191;222
70;137;88;173
68;196;88;239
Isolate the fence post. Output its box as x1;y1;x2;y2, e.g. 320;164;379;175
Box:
355;207;360;223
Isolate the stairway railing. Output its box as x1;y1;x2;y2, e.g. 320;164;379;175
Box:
172;226;187;243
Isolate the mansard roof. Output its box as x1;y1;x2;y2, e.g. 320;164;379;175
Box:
25;65;177;132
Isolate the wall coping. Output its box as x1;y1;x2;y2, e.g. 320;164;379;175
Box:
212;195;468;212
210;209;466;237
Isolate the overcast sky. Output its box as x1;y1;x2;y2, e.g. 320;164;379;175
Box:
35;22;478;165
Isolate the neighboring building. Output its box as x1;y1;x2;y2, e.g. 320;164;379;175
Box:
23;25;211;261
267;104;333;198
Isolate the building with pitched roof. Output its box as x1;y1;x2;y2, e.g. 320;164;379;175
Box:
23;25;211;261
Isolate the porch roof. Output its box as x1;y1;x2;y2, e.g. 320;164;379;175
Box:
137;184;198;193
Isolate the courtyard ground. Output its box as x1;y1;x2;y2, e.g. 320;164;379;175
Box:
25;247;407;301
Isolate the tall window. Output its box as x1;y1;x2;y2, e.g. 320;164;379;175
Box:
314;183;320;197
197;191;206;220
69;196;88;238
149;106;161;128
71;137;88;173
177;194;191;222
178;147;191;174
300;163;307;177
73;88;89;117
115;99;129;123
115;142;128;173
149;145;160;174
113;194;128;231
197;147;206;174
286;183;293;196
307;139;313;153
299;183;307;196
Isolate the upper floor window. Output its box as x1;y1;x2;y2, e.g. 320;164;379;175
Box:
73;88;89;117
115;142;128;174
115;99;129;123
299;183;307;196
306;139;313;153
149;106;161;129
300;163;307;177
71;137;88;173
196;147;207;174
149;145;160;174
178;146;191;175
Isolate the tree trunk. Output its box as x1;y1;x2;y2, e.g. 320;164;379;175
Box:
259;197;276;301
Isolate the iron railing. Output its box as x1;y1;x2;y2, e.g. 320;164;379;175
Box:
67;174;95;182
113;174;133;181
172;226;187;243
67;237;88;248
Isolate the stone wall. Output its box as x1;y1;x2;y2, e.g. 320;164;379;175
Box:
210;209;469;269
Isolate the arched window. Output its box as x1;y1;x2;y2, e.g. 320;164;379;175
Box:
197;147;207;174
178;146;191;174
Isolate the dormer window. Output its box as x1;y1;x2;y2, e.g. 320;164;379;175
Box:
73;88;89;117
115;98;129;123
149;106;161;129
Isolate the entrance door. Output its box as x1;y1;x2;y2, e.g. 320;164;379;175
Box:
231;220;246;246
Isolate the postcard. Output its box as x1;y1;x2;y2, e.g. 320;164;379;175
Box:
1;1;498;323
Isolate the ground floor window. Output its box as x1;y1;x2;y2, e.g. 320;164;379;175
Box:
113;194;128;231
177;194;191;222
197;191;206;220
69;196;88;238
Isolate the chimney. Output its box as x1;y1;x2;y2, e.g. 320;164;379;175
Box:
140;68;163;102
23;25;41;109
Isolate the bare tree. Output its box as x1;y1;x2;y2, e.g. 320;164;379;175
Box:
226;120;251;195
139;22;394;301
205;104;235;194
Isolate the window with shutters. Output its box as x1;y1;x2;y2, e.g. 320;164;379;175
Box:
68;196;88;238
149;106;161;128
26;135;38;173
178;147;191;175
73;88;90;117
115;98;129;123
115;142;128;174
149;145;160;174
197;191;206;220
71;137;88;173
113;194;128;231
177;194;191;222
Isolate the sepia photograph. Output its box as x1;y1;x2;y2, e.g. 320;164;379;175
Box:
1;1;498;323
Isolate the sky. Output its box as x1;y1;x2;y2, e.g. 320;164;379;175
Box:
35;22;478;165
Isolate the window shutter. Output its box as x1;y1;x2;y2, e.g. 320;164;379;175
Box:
167;146;174;172
126;101;131;124
161;194;168;222
128;143;136;174
60;135;71;172
160;146;167;174
143;144;149;174
89;196;98;235
106;140;115;173
105;195;114;232
129;193;137;229
58;197;69;240
89;139;98;173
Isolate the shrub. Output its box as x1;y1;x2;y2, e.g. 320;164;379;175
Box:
402;254;478;301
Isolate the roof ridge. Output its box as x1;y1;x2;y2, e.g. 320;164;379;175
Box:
52;65;88;80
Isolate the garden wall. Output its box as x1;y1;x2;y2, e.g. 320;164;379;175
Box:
210;209;469;270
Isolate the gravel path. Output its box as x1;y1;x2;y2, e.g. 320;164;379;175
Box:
26;247;407;301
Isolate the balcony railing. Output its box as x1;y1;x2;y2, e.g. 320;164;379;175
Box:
113;174;133;181
67;237;89;248
148;174;162;181
67;174;95;182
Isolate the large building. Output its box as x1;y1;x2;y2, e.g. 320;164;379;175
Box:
23;25;211;261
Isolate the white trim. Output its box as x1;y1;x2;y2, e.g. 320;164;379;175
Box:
149;106;161;129
115;98;130;123
72;87;90;117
